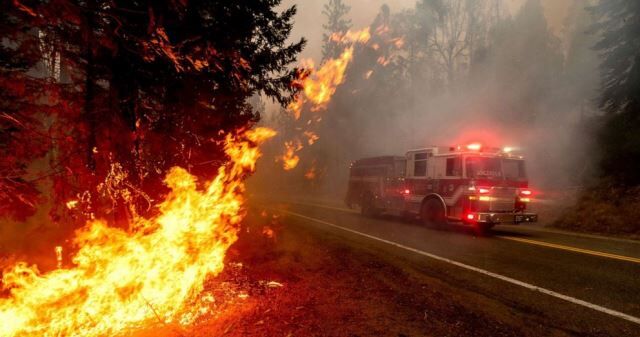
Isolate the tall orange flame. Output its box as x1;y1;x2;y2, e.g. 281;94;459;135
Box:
0;127;276;337
280;28;370;170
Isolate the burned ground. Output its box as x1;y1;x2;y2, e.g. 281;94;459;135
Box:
137;208;587;337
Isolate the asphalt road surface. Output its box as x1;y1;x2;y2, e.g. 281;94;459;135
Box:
263;199;640;336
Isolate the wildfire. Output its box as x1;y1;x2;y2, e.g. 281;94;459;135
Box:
278;140;302;171
303;131;319;145
54;246;62;269
288;28;370;119
65;200;78;210
0;127;275;337
280;28;370;170
304;166;316;180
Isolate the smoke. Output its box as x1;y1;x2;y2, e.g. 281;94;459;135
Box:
253;0;600;210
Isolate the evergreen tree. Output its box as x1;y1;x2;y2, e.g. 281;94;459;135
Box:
321;0;352;61
591;0;640;185
0;0;305;224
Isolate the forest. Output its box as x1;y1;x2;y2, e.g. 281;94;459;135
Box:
258;0;640;236
1;0;640;336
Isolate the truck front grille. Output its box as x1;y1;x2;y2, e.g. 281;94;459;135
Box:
489;199;515;212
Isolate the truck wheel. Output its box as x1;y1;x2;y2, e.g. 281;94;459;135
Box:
361;194;379;217
421;198;446;228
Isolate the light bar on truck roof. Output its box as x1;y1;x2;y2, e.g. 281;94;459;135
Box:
466;143;482;151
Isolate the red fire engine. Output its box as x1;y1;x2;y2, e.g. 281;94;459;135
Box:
345;143;537;232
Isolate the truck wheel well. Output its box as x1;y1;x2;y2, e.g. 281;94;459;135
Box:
421;194;446;213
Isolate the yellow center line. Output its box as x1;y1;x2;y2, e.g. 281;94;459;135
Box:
500;236;640;264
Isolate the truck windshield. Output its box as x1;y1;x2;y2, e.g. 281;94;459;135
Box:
465;157;526;180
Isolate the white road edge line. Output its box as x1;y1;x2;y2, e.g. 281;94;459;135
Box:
282;209;640;326
287;200;640;245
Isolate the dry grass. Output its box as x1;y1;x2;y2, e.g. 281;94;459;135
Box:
554;186;640;239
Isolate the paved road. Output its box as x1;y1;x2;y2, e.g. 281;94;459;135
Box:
263;199;640;336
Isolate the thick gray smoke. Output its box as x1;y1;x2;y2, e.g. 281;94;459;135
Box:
252;0;600;210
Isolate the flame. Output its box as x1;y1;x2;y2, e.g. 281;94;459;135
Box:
364;70;374;79
261;226;275;239
0;127;275;337
65;200;78;210
54;246;62;269
304;166;316;180
330;29;371;44
303;131;319;145
287;28;370;119
377;56;390;66
281;28;370;170
391;37;405;49
278;140;302;170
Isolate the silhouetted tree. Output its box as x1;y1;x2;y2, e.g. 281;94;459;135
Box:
321;0;352;61
0;0;305;225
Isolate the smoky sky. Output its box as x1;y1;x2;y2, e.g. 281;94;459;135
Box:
281;0;571;62
257;0;596;196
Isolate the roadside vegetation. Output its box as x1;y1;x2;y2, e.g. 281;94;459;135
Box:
555;185;640;238
554;1;640;237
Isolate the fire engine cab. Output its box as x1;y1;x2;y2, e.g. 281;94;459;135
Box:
345;143;537;232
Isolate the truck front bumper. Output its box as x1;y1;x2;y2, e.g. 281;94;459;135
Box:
469;212;538;224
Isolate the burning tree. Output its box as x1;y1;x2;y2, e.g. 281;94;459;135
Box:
0;0;304;225
1;1;304;335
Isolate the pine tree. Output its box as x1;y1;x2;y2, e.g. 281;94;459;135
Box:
591;0;640;185
321;0;352;61
0;0;305;224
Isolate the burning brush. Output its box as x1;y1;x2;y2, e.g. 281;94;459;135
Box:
0;128;275;337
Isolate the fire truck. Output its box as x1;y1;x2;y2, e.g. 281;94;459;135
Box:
345;143;537;232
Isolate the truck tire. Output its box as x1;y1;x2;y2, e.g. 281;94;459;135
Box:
421;198;446;228
361;193;379;217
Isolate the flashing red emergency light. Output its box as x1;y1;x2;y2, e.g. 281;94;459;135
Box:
466;214;475;220
478;187;490;194
520;189;532;196
466;143;482;151
403;189;410;195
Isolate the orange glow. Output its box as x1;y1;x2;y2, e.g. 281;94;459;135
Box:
0;127;275;337
282;28;371;170
303;131;319;145
364;70;374;79
391;37;405;49
65;200;78;209
54;246;63;269
279;140;302;170
303;48;352;108
262;226;275;239
330;28;371;44
304;166;316;180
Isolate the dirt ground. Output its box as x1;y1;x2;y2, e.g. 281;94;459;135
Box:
129;207;586;337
